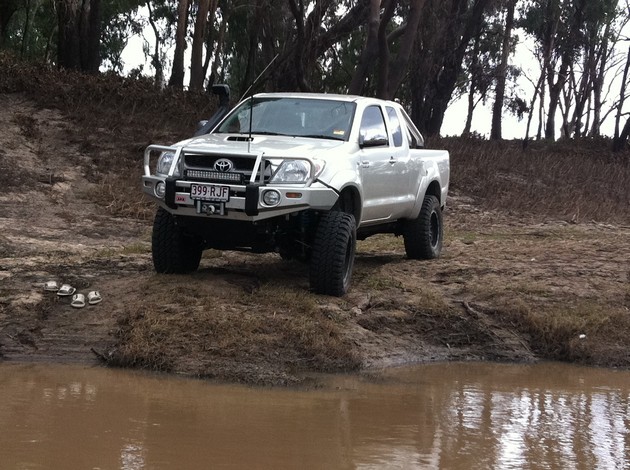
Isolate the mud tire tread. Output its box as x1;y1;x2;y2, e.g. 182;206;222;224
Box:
152;207;202;273
403;195;443;260
309;211;356;296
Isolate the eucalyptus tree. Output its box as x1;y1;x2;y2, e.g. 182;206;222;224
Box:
0;0;57;59
54;0;103;71
168;0;189;87
280;0;371;92
564;0;627;138
0;0;21;47
490;0;516;139
613;44;630;151
189;0;209;90
409;0;493;136
0;0;146;72
520;0;626;140
215;0;370;96
100;1;147;73
348;0;425;99
460;12;497;136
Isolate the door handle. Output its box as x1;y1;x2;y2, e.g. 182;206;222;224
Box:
361;161;370;168
389;156;397;164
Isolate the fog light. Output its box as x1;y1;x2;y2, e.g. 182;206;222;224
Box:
262;189;281;206
155;181;166;198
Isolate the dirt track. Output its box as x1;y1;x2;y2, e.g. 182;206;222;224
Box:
1;93;629;384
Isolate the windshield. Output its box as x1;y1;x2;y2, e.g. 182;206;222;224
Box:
214;97;356;141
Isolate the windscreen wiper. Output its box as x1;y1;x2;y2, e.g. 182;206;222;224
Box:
301;134;345;141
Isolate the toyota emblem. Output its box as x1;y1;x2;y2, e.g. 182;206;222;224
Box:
214;158;233;172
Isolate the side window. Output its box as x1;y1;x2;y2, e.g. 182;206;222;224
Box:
360;105;388;145
386;106;403;147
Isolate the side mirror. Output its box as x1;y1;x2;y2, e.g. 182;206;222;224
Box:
196;120;208;132
359;130;388;148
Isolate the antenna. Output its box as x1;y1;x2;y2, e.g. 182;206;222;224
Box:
241;53;279;154
238;53;279;102
247;95;254;153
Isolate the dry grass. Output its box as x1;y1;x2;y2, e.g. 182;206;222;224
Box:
495;299;630;366
442;137;630;224
108;275;361;383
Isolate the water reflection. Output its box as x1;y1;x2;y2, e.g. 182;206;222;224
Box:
0;362;629;469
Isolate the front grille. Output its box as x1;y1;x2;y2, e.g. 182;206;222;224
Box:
183;154;272;183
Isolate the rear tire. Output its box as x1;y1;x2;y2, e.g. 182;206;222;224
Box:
403;195;443;259
152;207;203;273
309;211;356;296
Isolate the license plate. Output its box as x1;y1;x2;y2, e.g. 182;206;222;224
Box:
190;183;230;202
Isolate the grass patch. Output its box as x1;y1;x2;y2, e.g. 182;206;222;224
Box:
358;234;404;253
442;137;630;224
360;273;404;291
121;243;151;255
108;277;361;382
484;297;630;367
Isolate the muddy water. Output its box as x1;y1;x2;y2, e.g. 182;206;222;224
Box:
1;362;629;469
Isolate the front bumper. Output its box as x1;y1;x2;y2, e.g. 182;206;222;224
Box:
142;176;339;221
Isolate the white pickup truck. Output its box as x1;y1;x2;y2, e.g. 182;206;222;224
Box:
142;90;449;296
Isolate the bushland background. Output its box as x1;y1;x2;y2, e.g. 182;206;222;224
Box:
1;0;630;145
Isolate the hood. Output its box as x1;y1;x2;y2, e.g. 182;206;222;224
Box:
175;133;348;158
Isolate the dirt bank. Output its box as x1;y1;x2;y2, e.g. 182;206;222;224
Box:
1;90;629;385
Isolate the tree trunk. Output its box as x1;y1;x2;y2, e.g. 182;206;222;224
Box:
348;0;381;95
207;8;226;90
613;117;630;152
613;45;630;151
614;46;630;141
381;0;425;99
147;1;164;87
490;0;515;140
169;0;190;89
0;0;20;47
545;56;569;140
462;24;482;137
201;0;218;79
422;0;491;136
56;0;100;72
56;0;82;70
523;70;544;145
21;0;33;58
85;0;100;73
286;0;309;91
189;0;211;91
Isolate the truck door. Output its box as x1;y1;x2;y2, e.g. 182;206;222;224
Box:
385;106;414;219
359;105;398;222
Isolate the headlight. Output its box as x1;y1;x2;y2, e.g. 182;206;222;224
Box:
156;152;180;176
270;159;325;184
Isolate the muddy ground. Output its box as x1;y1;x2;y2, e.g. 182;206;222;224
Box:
1;92;629;385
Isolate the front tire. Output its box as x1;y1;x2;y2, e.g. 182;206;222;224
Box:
403;195;443;259
309;211;356;296
152;207;203;273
